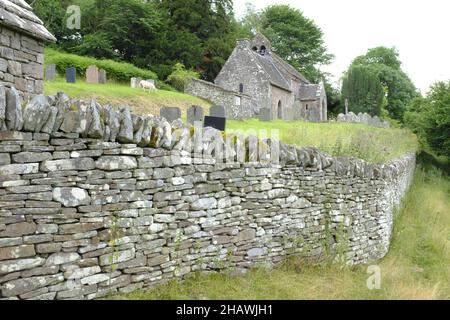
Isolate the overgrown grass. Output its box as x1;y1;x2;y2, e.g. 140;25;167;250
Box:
109;157;450;300
44;79;211;118
226;119;418;163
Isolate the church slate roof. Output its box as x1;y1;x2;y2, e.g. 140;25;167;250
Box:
271;54;310;84
0;0;56;42
253;52;292;91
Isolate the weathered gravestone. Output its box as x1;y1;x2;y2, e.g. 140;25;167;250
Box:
210;105;226;118
98;69;107;84
66;67;76;83
45;64;56;81
204;116;226;132
146;79;155;85
187;105;204;124
86;65;99;84
259;108;272;121
131;77;143;88
371;116;381;127
160;107;181;123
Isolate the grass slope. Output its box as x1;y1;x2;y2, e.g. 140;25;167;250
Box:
227;119;418;163
44;79;211;118
111;157;450;300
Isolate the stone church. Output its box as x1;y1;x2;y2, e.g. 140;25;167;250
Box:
186;33;327;121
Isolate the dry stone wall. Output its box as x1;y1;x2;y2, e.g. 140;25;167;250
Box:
0;86;416;300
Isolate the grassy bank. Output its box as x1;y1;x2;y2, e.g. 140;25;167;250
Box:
44;74;416;163
227;119;418;163
111;157;449;300
44;79;211;118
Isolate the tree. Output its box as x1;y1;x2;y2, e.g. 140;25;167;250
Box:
167;63;199;91
341;65;386;116
258;5;333;81
350;47;418;120
405;81;450;158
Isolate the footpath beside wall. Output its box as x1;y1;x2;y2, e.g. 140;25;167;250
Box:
0;86;416;300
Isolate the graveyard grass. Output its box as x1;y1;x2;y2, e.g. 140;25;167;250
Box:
110;155;450;300
226;119;418;163
44;79;211;117
44;79;417;163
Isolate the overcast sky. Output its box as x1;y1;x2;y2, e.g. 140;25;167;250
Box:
233;0;450;93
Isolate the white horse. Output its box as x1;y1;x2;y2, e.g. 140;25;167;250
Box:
139;80;157;92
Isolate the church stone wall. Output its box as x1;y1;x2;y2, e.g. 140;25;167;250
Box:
214;42;271;113
185;79;253;119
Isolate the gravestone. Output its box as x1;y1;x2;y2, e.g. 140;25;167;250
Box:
204;116;226;132
98;69;107;84
187;105;204;124
209;105;226;118
131;77;143;88
86;65;99;84
45;64;56;81
146;79;155;85
371;116;381;127
259;108;271;121
66;67;76;83
160;107;181;123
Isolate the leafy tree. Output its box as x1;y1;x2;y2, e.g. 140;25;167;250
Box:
405;81;450;157
350;47;418;120
167;63;200;91
341;65;385;116
258;5;333;81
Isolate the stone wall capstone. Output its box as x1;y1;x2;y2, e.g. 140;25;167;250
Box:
0;85;416;300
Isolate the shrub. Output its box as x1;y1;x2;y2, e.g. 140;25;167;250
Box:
45;48;158;83
167;63;199;92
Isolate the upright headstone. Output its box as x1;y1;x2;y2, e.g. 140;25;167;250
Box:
131;77;143;88
86;65;99;84
146;79;155;85
98;69;107;84
371;116;381;127
160;107;181;123
345;98;349;115
45;64;56;81
204;116;226;132
209;105;226;118
66;67;76;83
259;108;272;121
187;105;204;124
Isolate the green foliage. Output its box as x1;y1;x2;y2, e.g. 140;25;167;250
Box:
167;63;200;92
405;81;450;158
349;47;418;120
257;4;333;82
32;0;238;82
226;118;418;163
45;48;158;83
341;65;386;116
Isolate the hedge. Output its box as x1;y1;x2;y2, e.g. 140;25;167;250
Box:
45;48;158;83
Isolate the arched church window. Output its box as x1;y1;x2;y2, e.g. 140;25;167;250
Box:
239;83;244;93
